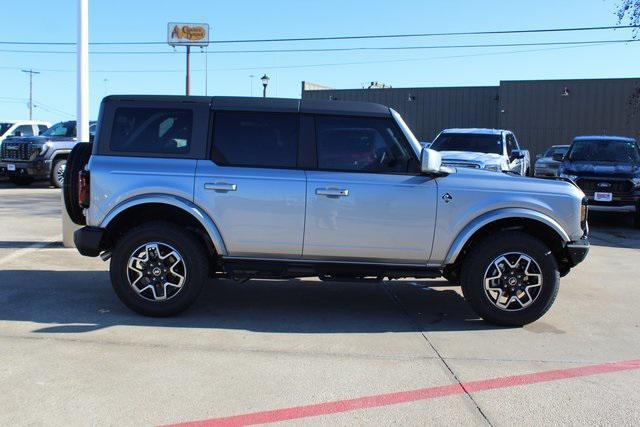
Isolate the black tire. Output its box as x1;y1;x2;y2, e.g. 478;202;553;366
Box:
633;209;640;229
50;158;66;188
460;231;560;326
9;176;33;186
63;142;92;225
110;222;208;317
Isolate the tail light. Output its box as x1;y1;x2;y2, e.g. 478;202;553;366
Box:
78;170;90;208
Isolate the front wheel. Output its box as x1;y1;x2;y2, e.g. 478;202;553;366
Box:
460;231;560;326
110;222;208;316
50;159;66;188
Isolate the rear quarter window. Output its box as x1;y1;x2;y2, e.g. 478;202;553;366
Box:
110;108;193;154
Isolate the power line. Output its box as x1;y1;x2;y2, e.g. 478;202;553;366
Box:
0;24;637;46
0;40;619;74
0;38;637;55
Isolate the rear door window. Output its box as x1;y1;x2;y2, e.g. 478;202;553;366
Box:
110;108;193;154
212;111;299;168
37;125;48;135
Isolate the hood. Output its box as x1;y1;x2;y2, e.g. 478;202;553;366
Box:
439;151;503;164
562;161;640;179
3;135;76;145
535;157;561;166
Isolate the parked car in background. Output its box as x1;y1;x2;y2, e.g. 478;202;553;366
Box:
430;128;530;175
0;120;95;187
64;95;588;326
0;120;50;144
534;145;569;178
558;136;640;227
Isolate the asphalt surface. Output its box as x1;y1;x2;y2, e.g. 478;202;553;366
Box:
1;180;639;426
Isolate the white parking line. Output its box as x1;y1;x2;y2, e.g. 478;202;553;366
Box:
0;235;63;267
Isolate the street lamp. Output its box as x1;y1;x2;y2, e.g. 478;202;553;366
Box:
261;74;270;98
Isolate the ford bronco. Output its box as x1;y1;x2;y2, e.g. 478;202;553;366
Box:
64;95;589;326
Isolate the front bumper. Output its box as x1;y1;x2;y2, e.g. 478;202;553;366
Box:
74;226;105;257
0;159;51;179
565;237;590;268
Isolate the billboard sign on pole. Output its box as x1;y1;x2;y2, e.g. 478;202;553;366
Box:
167;23;210;46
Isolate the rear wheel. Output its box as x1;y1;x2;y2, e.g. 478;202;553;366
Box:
50;158;66;188
460;231;559;326
110;222;208;316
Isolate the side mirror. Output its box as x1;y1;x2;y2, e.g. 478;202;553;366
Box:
510;149;525;160
552;153;565;162
421;148;442;174
13;131;23;137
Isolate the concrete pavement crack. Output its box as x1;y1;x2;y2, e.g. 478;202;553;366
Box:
383;282;494;427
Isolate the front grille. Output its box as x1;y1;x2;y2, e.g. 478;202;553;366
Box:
1;142;39;161
576;178;633;194
442;161;481;169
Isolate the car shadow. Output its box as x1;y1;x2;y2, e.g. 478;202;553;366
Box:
0;269;503;334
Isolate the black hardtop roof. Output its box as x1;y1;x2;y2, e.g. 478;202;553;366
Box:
102;95;391;117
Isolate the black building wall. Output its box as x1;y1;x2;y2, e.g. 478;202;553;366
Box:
302;78;640;158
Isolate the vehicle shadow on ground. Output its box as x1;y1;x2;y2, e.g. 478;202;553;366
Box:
0;269;502;334
588;212;640;249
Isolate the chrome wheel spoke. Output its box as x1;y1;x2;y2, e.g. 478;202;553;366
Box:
483;252;544;312
126;242;186;302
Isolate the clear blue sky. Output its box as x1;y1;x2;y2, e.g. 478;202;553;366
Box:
1;0;637;122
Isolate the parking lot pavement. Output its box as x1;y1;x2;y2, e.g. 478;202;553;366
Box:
1;184;639;425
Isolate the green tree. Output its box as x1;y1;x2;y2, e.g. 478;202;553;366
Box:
618;1;640;32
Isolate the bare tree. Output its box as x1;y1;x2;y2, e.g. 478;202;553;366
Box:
618;0;640;34
618;2;640;118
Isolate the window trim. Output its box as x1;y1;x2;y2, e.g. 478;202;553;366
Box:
208;110;303;171
308;113;421;176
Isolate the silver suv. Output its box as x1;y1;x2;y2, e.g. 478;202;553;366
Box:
65;96;589;326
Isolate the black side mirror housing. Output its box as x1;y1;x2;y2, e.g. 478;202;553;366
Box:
510;149;525;160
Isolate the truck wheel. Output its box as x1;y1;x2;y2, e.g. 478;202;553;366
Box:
110;222;207;317
9;176;33;186
460;231;559;326
50;159;66;188
63;143;92;225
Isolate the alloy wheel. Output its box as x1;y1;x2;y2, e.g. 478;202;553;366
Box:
483;252;543;311
126;242;187;302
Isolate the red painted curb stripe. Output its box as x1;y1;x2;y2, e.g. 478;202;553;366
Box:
166;359;640;427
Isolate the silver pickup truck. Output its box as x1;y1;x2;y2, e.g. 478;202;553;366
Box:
64;95;589;326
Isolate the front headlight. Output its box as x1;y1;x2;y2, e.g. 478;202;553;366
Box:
38;142;53;156
483;164;501;172
559;173;578;182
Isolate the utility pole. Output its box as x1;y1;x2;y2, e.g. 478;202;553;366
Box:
21;69;40;120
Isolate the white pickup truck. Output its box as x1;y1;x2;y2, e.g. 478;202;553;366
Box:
430;128;531;176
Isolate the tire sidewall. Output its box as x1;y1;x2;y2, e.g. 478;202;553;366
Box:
110;224;207;316
461;232;559;326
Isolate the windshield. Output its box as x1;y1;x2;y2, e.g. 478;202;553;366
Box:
544;146;568;157
0;123;13;137
431;133;502;154
42;122;76;138
567;139;640;163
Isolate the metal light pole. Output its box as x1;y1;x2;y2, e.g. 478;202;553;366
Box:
261;74;270;98
21;69;40;120
185;45;191;95
77;0;89;142
65;0;89;248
